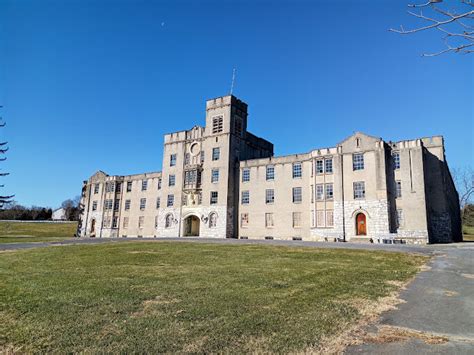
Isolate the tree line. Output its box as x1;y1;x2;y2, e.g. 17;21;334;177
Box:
0;197;81;221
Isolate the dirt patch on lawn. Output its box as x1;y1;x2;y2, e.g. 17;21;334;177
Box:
131;296;180;318
363;325;448;345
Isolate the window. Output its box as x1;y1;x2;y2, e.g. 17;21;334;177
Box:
265;189;274;204
326;210;334;227
127;181;132;192
125;199;131;210
292;162;302;178
103;216;111;228
197;192;202;205
142;179;148;191
169;174;176;186
325;158;333;174
292;187;302;203
393;151;400;170
138;216;145;229
140;198;146;210
316;160;324;174
353;153;364;171
167;194;174;207
185;153;190;165
212;147;220;161
397;209;404;227
242;168;250;182
157;178;162;190
266;165;275;180
317;211;325;227
116;182;121;193
184;170;198;188
211;169;219;183
123;217;129;228
316;185;324;200
212;115;223;134
265;213;274;228
209;213;217;228
200;151;205;163
311;185;314;203
114;199;120;211
165;214;173;228
156;197;160;209
92;201;97;211
210;191;218;205
105;182;114;193
112;217;118;228
396;180;402;198
94;184;99;194
241;213;249;227
170;154;177;166
325;184;334;200
293;212;301;228
104;199;113;210
155;216;159;228
241;191;250;204
353;181;365;199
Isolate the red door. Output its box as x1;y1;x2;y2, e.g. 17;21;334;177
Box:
356;213;366;236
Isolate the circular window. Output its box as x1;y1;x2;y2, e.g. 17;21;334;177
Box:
190;142;200;156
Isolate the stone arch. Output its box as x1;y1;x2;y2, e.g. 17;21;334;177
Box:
182;213;200;237
351;208;371;219
90;219;96;237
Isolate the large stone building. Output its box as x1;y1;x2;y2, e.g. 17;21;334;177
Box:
78;95;462;244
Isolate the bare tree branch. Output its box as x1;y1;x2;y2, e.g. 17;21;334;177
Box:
391;0;474;56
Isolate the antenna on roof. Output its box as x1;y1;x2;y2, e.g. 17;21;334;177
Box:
230;68;236;95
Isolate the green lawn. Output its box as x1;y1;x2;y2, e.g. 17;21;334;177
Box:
463;225;474;242
0;221;77;243
0;242;427;353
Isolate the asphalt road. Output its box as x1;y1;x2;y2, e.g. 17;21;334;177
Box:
0;236;434;254
346;243;474;354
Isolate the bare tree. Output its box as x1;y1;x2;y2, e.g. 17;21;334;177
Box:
452;167;474;220
390;0;474;56
0;106;13;208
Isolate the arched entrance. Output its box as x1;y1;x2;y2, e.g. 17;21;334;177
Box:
356;213;367;236
90;219;96;237
183;215;200;237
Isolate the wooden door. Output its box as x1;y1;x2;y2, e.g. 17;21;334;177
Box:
356;213;366;236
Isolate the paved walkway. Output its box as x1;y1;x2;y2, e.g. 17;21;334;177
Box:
0;236;434;254
347;243;474;354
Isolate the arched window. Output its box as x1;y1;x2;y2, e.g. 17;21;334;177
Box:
209;213;217;228
165;214;174;228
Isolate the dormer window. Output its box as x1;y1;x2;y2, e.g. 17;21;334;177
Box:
212;116;223;134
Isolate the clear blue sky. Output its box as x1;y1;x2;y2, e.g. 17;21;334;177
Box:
1;0;472;208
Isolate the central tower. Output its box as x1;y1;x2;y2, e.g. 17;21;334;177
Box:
157;95;273;238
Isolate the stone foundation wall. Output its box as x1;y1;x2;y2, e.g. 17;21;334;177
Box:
343;199;390;240
428;212;452;243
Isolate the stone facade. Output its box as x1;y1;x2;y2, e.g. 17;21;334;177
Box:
78;95;462;244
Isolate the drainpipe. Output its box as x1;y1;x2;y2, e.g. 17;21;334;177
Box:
341;153;346;242
177;140;187;237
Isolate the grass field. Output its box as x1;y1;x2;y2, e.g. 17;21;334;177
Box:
0;242;427;353
463;225;474;242
0;221;77;243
